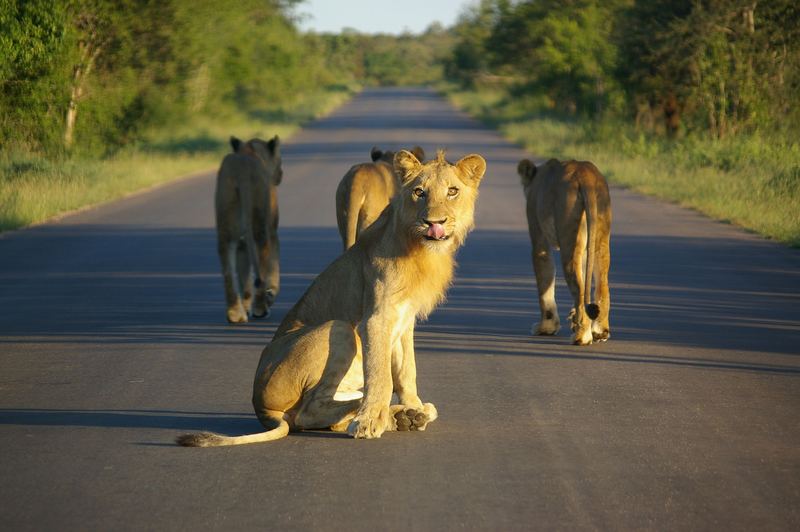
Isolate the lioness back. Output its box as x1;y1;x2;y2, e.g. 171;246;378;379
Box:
335;146;425;250
518;157;612;345
215;136;282;324
215;153;263;237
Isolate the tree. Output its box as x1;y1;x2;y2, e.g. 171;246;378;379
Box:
618;0;800;137
0;0;70;151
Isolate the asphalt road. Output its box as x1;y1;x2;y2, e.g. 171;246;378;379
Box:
1;87;799;531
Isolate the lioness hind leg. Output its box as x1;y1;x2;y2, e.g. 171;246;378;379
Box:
532;246;560;335
592;231;611;342
220;240;247;323
235;242;254;315
253;230;279;319
391;403;438;432
296;397;362;433
560;221;592;345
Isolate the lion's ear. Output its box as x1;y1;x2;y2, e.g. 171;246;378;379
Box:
230;136;242;152
394;149;422;185
267;135;280;155
410;146;425;162
456;154;486;188
370;146;383;162
517;159;537;187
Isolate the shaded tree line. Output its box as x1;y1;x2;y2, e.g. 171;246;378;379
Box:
0;0;329;156
445;0;799;138
309;23;454;87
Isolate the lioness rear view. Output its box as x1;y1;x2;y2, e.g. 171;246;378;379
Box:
178;150;486;446
518;158;611;345
335;145;425;250
215;136;282;323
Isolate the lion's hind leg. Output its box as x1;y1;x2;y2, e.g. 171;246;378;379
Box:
591;228;611;342
296;396;362;433
235;241;255;316
531;244;560;336
279;320;365;432
220;239;248;323
560;215;593;346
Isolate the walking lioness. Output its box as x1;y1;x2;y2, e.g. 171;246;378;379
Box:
215;136;282;323
518;158;611;345
335;145;425;250
178;149;486;445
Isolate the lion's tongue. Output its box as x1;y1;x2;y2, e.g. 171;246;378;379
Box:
427;223;446;240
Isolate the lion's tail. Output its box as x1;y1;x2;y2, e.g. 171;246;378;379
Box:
237;174;263;288
343;186;363;251
176;418;289;447
580;182;600;321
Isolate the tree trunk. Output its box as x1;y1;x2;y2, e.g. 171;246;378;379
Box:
64;42;100;150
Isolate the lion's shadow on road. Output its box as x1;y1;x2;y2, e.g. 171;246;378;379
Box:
0;225;798;361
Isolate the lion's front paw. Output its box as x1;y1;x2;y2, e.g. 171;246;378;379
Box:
394;403;438;432
347;405;391;439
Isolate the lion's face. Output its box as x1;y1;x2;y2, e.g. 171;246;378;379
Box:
393;150;486;252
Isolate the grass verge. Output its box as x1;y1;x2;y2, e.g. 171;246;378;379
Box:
443;84;800;247
0;85;356;233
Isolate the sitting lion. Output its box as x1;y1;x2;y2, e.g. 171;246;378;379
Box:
335;145;425;250
517;158;611;345
177;149;486;445
215;136;282;323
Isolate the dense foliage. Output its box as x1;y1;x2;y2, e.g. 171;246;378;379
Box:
445;0;800;138
0;0;334;156
309;23;454;87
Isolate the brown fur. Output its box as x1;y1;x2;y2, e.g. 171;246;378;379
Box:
214;136;282;324
335;146;425;250
177;149;486;446
517;158;612;345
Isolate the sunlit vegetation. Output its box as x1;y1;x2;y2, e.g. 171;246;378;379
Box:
1;0;798;244
441;0;799;246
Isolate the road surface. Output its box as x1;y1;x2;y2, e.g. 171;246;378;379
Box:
1;87;799;530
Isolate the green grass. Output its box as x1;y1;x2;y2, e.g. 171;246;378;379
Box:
444;85;800;247
0;85;356;232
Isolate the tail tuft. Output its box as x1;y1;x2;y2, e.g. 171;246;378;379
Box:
176;432;227;447
586;303;600;321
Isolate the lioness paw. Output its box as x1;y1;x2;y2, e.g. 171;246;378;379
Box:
251;304;270;319
347;406;391;439
567;308;577;332
264;289;276;307
572;326;594;346
226;304;248;324
394;403;438;432
252;290;273;319
592;321;610;342
533;321;560;336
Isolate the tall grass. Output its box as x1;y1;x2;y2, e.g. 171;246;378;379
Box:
0;86;355;232
446;86;800;247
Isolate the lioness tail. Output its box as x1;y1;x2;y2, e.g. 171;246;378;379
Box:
176;418;289;447
580;181;598;311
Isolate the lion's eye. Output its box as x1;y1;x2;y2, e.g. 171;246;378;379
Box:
447;187;459;198
413;187;425;198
